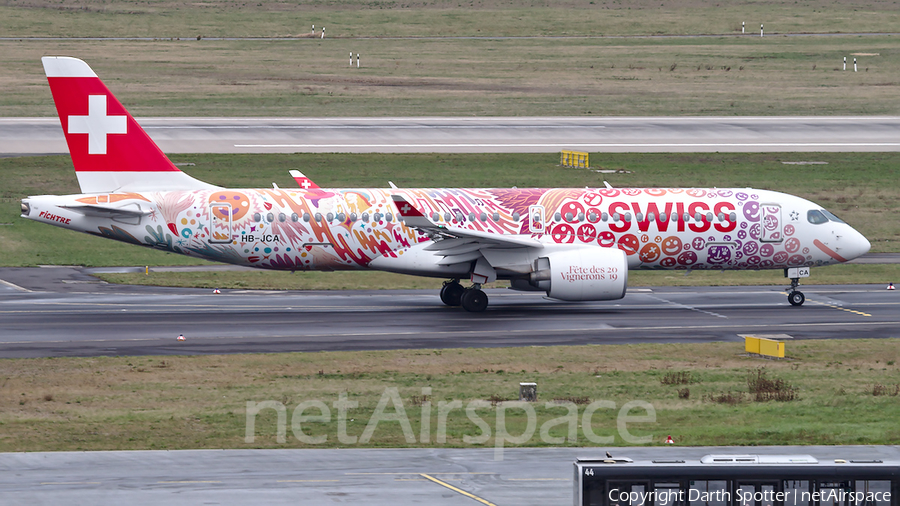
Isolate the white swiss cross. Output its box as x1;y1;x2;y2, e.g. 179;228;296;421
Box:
67;95;127;155
400;204;411;214
300;179;312;189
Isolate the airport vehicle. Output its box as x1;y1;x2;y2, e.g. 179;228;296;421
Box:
21;57;871;312
574;454;898;506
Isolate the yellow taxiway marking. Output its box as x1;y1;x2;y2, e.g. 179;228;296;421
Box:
804;297;873;317
419;473;497;506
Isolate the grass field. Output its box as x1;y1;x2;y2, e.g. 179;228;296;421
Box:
1;339;898;451
4;35;900;118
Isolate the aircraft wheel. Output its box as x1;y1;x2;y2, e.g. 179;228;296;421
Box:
460;288;489;313
788;291;805;306
440;282;464;306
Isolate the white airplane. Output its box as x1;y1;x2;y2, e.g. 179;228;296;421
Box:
21;57;871;312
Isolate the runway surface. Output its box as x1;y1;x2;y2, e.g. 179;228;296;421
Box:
0;267;897;359
3;446;898;506
3;116;900;154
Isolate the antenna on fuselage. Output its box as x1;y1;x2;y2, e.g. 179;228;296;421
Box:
604;181;613;189
389;181;398;189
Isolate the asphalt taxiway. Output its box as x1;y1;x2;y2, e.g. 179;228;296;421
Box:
4;116;900;154
3;446;899;506
0;267;897;359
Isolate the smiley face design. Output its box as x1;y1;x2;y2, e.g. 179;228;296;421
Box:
644;188;667;197
788;254;806;266
760;244;775;257
785;237;801;253
618;234;640;255
598;231;616;247
551;223;575;244
209;191;251;221
746;255;761;265
660;257;677;267
784;224;795;236
677;251;698;266
686;189;706;198
639;243;661;263
661;236;682;256
622;189;642;197
743;201;760;222
577;224;597;243
742;241;759;256
692;237;705;250
598;188;620;198
707;245;732;264
749;223;761;240
582;192;604;207
773;252;789;264
736;192;749;201
561;201;584;222
737;230;747;240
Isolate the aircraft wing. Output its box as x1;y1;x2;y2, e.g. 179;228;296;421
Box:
390;195;542;253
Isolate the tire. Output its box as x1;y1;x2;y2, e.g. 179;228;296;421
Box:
440;282;464;306
788;291;805;306
460;288;489;313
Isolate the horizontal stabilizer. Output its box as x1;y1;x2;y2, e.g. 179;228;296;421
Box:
59;204;150;218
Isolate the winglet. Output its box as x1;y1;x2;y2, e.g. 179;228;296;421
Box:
391;195;436;229
289;170;320;189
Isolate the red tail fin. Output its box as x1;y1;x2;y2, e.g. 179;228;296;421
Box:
42;56;216;193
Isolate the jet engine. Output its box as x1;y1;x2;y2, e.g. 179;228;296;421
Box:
522;247;628;301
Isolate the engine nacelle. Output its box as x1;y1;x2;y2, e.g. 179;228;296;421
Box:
529;247;628;301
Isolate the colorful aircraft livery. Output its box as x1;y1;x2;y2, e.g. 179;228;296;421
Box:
21;57;871;312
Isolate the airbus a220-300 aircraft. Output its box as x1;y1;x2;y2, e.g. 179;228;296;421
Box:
21;57;871;312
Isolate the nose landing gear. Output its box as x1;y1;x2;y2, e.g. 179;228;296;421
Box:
787;277;805;306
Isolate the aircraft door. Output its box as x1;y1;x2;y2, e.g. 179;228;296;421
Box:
760;204;783;243
209;203;233;244
529;205;545;234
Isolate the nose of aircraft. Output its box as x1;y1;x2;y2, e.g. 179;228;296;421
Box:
842;225;871;261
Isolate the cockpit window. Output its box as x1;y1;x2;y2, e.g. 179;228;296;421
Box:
808;209;847;225
807;210;828;224
821;209;846;224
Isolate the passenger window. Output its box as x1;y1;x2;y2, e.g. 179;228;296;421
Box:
807;210;829;225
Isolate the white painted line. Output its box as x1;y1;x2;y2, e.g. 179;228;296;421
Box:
0;278;32;292
235;143;900;149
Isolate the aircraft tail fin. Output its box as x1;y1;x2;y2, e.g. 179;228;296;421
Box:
41;56;217;194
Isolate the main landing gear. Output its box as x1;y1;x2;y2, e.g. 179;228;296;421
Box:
787;277;805;306
440;279;488;312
